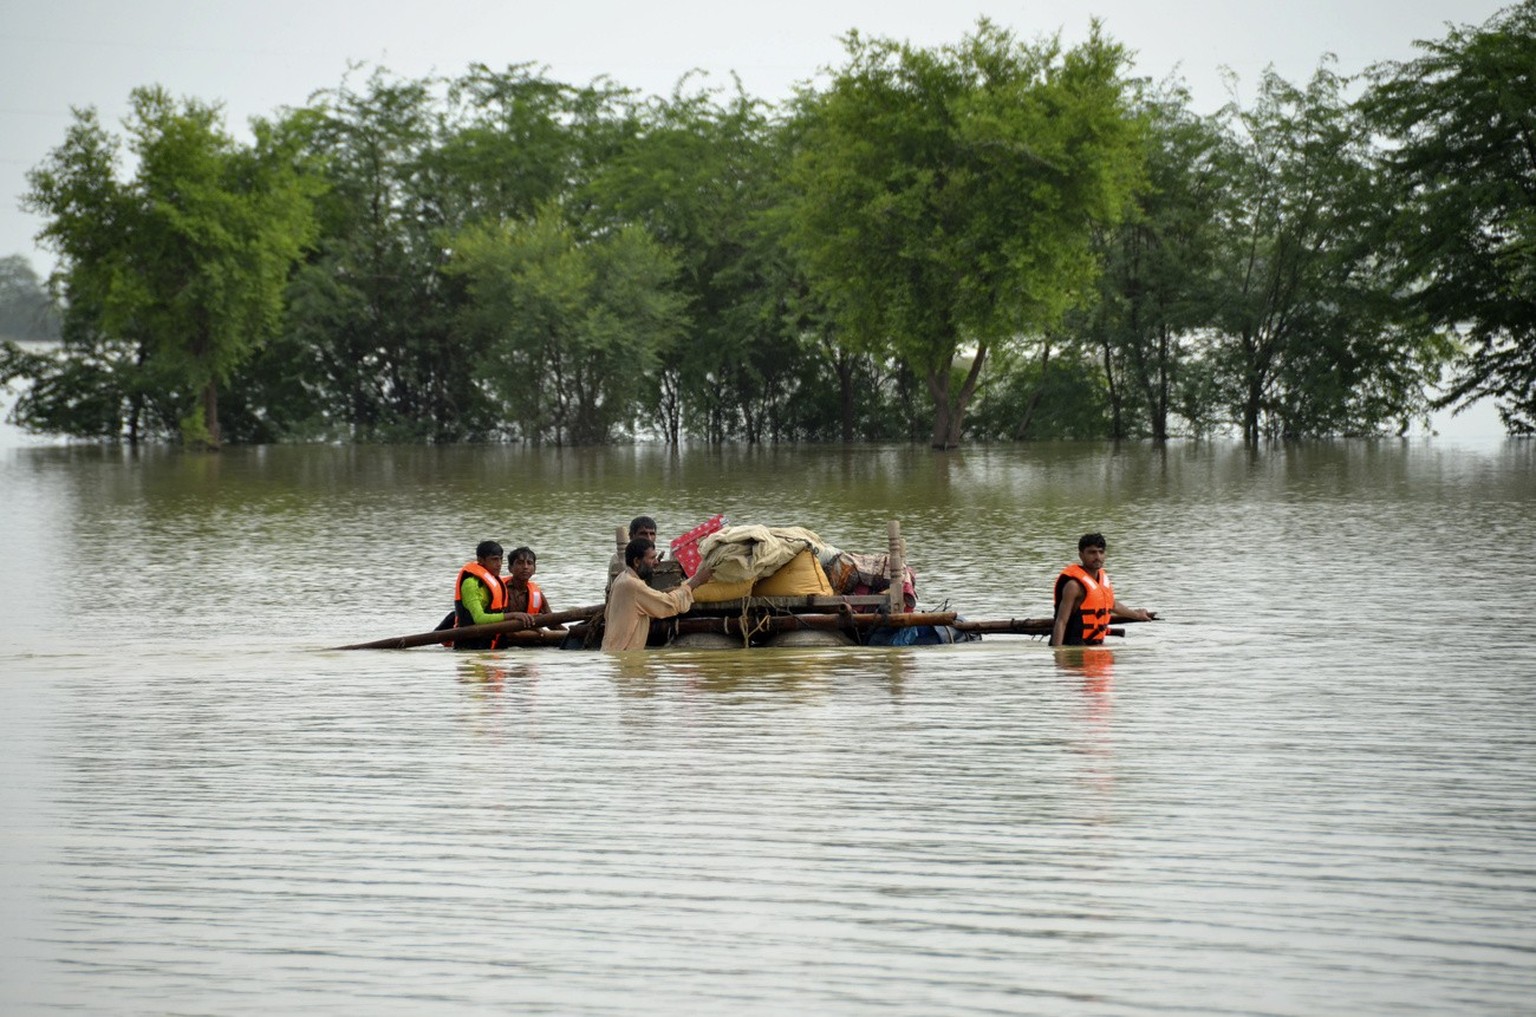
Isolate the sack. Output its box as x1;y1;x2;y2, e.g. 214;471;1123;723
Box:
753;549;834;597
691;577;755;603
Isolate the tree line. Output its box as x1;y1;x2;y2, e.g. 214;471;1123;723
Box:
2;5;1532;448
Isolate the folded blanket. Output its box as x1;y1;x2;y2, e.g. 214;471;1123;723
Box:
698;525;828;584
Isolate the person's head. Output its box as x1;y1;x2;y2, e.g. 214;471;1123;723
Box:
628;516;658;543
475;539;505;570
1077;532;1107;571
625;537;657;579
508;546;537;581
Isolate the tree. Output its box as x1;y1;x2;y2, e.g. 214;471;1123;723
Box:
1365;1;1536;433
581;78;815;444
448;208;686;444
785;19;1144;448
0;255;60;341
1202;64;1447;442
1086;81;1228;440
274;70;466;441
17;87;316;447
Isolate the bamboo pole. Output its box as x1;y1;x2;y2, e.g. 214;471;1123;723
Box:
332;605;605;650
887;519;905;613
951;618;1141;636
664;610;958;639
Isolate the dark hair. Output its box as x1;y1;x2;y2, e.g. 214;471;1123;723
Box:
509;546;536;563
475;539;505;560
628;515;658;536
624;537;655;569
1078;532;1106;552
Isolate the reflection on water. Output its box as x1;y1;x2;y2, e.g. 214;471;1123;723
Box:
3;438;1535;1016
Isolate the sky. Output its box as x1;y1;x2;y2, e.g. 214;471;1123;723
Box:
0;0;1515;435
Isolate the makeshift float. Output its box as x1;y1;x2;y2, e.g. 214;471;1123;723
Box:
335;519;1142;651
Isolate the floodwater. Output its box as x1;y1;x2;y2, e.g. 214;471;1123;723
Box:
2;429;1534;1015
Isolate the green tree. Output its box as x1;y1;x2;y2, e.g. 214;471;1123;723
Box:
17;87;316;447
1087;81;1228;440
0;255;60;341
582;79;813;444
274;71;468;441
448;209;686;444
1203;64;1446;442
785;20;1144;448
274;65;644;441
1364;1;1536;433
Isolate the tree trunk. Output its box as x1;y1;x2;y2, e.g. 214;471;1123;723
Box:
925;344;988;448
1153;325;1170;442
1015;340;1053;439
836;350;855;443
201;380;222;450
926;362;954;449
1244;372;1263;445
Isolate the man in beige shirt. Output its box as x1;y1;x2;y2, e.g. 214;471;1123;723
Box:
602;537;714;651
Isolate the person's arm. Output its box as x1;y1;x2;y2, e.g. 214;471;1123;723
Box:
537;590;564;629
1050;579;1084;647
627;577;699;619
1111;597;1157;622
461;576;536;628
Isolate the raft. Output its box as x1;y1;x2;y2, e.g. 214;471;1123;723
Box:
333;520;1138;651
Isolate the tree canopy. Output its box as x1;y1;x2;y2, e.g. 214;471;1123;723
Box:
784;20;1144;447
4;7;1528;446
1365;0;1536;433
13;87;317;447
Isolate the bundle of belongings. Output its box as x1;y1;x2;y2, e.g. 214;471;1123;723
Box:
686;524;918;610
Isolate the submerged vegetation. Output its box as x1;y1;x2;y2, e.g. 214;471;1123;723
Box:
3;4;1534;446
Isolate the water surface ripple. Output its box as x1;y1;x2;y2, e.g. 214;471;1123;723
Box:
2;439;1534;1015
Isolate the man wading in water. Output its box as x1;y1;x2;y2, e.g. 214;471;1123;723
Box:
1050;533;1156;647
602;537;714;651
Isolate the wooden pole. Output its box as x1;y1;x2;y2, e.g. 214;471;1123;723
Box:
951;618;1138;637
333;605;605;650
887;519;904;613
665;610;958;639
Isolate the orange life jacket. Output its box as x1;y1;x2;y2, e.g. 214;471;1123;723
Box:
1054;564;1115;645
452;562;509;649
508;579;545;615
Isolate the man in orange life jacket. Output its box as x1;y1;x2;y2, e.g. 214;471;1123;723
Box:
450;540;534;650
1050;533;1156;646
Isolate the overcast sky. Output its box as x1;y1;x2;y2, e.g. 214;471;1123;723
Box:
0;0;1514;435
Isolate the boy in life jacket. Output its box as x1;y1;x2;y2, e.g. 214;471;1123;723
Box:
442;540;534;650
505;546;559;626
1050;532;1157;646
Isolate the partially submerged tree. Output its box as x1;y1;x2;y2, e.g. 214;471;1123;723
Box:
1086;81;1228;440
785;19;1144;448
1202;64;1447;442
448;208;686;444
1365;0;1536;434
0;255;60;341
17;87;316;447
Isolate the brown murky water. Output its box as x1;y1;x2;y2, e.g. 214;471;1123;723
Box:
3;436;1534;1015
